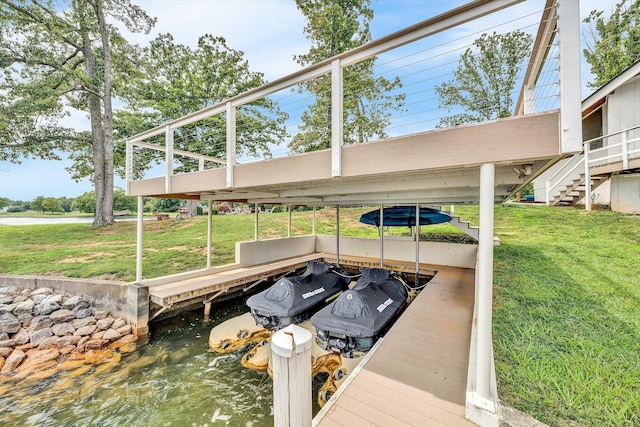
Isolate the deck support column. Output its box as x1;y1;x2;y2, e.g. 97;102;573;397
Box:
415;203;420;286
255;203;259;241
469;162;498;422
379;204;384;268
336;205;340;264
272;324;312;427
477;163;495;401
312;207;316;235
288;205;292;237
207;200;213;269
136;196;143;282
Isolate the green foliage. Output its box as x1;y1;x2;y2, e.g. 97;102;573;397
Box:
289;0;405;152
113;188;137;212
6;205;24;213
41;197;62;213
583;0;640;89
117;32;288;176
59;197;73;213
72;191;96;214
153;198;181;213
435;31;532;127
0;197;10;209
30;195;44;212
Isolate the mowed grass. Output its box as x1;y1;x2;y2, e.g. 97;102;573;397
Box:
1;204;639;425
466;204;639;427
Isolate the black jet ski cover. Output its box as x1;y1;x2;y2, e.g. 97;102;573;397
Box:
247;261;350;329
311;268;408;350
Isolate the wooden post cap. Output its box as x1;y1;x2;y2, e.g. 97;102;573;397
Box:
271;324;312;358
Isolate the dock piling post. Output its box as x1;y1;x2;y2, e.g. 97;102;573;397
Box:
272;324;312;427
204;301;212;322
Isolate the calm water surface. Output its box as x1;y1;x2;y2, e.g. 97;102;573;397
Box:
0;299;279;427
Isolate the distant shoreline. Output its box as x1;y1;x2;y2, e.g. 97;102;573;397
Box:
0;216;152;226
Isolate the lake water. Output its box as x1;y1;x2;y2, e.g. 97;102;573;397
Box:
0;216;151;225
0;299;283;427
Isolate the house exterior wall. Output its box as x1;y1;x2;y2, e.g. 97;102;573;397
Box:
606;76;640;136
611;173;640;214
607;77;640;213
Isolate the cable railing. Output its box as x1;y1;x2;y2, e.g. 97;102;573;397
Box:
125;0;561;195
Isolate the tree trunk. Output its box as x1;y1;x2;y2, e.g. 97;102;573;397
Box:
94;0;114;226
78;1;111;227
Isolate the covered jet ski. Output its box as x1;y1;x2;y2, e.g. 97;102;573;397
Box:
311;268;408;353
246;261;350;329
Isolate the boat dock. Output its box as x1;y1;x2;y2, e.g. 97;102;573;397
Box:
314;266;476;427
146;247;446;320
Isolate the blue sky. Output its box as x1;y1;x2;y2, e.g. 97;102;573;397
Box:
0;0;618;201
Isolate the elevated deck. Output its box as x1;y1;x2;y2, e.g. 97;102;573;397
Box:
315;266;476;426
128;112;562;206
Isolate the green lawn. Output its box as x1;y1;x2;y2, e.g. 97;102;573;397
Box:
1;205;638;425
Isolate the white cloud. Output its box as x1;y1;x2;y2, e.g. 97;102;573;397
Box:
127;0;309;80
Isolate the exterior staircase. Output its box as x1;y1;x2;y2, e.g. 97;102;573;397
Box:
431;206;498;245
551;174;610;206
447;214;480;241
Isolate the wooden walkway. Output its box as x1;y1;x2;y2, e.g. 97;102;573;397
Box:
148;253;327;307
315;266;477;427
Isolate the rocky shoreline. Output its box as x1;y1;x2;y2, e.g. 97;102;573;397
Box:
0;286;138;379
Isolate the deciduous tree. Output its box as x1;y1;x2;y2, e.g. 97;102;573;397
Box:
0;0;155;226
435;31;532;127
583;0;640;89
289;0;404;153
118;33;287;218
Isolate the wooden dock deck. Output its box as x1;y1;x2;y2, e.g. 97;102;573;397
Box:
148;253;327;307
315;266;476;427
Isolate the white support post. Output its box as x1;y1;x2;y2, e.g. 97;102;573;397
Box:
165;125;173;193
415;203;420;286
336;205;340;265
331;58;343;177
288;205;292;238
272;324;312;427
558;0;582;153
136;196;144;282
523;86;536;114
226;101;236;188
622;131;629;170
379;204;384;268
546;180;551;206
584;143;592;212
207;200;213;269
312;207;316;235
199;157;205;171
475;163;496;412
254;204;259;241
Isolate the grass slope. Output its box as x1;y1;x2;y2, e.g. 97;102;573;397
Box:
487;205;640;427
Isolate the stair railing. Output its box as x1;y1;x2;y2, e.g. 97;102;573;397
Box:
546;124;640;210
